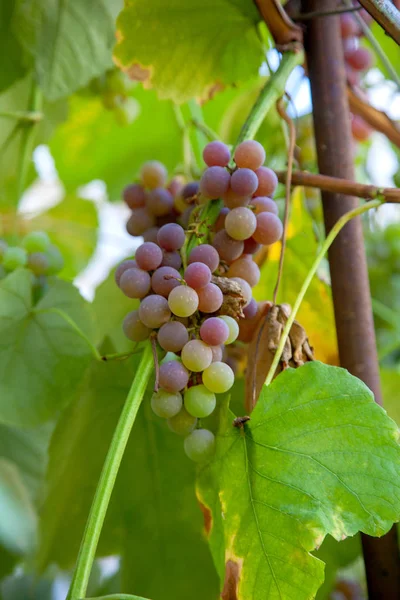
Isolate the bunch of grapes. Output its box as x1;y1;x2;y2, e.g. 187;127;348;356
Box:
0;231;64;282
116;140;282;462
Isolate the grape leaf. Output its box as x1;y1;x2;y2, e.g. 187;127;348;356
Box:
15;0;116;100
38;351;219;600
197;362;400;600
0;270;94;426
114;0;265;103
0;1;27;93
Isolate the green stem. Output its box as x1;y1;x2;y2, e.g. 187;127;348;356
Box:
84;595;150;600
67;343;154;600
190;118;219;143
235;50;304;147
0;110;43;122
17;82;42;203
264;199;383;386
33;307;102;361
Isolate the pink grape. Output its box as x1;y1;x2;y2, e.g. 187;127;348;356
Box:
230;168;258;196
253;212;283;245
157;321;189;352
184;262;211;289
212;230;244;263
230;276;252;307
225;207;257;241
215;207;229;232
167;177;183;197
340;13;359;38
223;186;250;209
351;115;371;142
135;242;163;271
114;259;137;286
139;295;171;328
252;196;279;215
197;283;223;313
180;206;194;228
143;227;160;243
147;188;173;216
345;47;373;71
123;310;151;342
123;184;146;208
181;339;213;372
254;167;278;197
120;268;151;299
157;223;186;251
227;255;260;287
126;208;155;236
159;360;189;393
210;345;223;362
182;181;199;199
243;298;258;319
199;166;230;199
151;266;181;297
188;244;219;272
200;317;229;346
203;141;231;167
243;238;261;255
141;160;168;189
234;140;265;170
161;250;182;269
168;285;199;317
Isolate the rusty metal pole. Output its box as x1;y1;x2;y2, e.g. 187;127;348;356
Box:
301;1;400;598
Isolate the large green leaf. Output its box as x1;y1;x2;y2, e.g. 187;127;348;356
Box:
15;0;116;100
114;0;265;103
0;270;94;426
0;1;26;93
198;362;400;600
38;351;219;600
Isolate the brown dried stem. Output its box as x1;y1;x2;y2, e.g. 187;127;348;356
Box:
150;333;160;392
348;87;400;148
253;0;303;47
358;0;400;45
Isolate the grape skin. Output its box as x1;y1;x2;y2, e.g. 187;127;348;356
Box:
157;321;189;352
119;268;151;299
230;276;252;307
184;428;215;462
234;140;265;170
161;250;182;270
243;298;258;319
212;230;244;263
345;47;372;71
141;160;168;189
210;345;223;362
27;252;49;275
225;207;257;241
159;360;189;393
184;385;216;418
254;167;278;197
202;361;234;394
188;244;220;272
184;262;211;289
143;227;160;244
115;259;137;286
123;310;151;341
167;408;197;435
230;168;258;197
151;390;182;418
253;213;283;245
252;196;279;215
123;184;146;208
139;294;171;328
168;285;199;317
157;223;186;251
181;340;213;372
147;188;174;216
126;208;155;236
197;283;223;313
199;166;230;199
223;187;250;210
219;316;239;344
151;266;181;297
215;207;230;232
135;242;163;271
203;141;231;167
243;237;261;255
22;231;50;253
3;247;28;271
200;317;229;346
227;255;260;287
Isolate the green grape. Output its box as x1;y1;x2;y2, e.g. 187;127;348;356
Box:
181;340;212;372
184;429;215;462
202;362;234;393
167;408;197;435
3;247;28;271
45;245;64;275
219;316;239;345
22;231;50;253
184;385;216;418
151;390;182;418
168;285;199;318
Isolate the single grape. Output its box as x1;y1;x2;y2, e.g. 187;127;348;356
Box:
215;207;229;232
181;339;213;372
234;140;265;170
340;13;359;38
120;268;151;299
123;184;146;208
345;47;372;71
140;160;168;189
123;310;151;341
253;213;283;245
139;294;171;328
223;187;250;210
46;245;64;275
202;361;234;394
151;266;181;296
197;283;223;313
219;315;239;344
188;244;220;272
184;262;211;289
210;345;223;362
143;227;160;244
252;196;279;215
351;115;371;142
243;298;258;319
184;429;215;462
212;230;244;263
200;317;229;346
243;238;261;255
3;247;28;271
115;259;137;286
135;242;163;271
159;360;189;392
167;407;197;435
230;168;258;197
27;252;49;275
182;181;199;199
203;141;231;167
147;188;174;216
168;285;199;317
184;386;216;418
225;207;257;241
254;167;278;197
21;231;50;253
227;255;260;287
161;250;182;270
230;276;252;307
126;208;155;236
157;321;189;352
151;389;182;418
167;177;183;197
157;223;186;251
199;166;230;199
